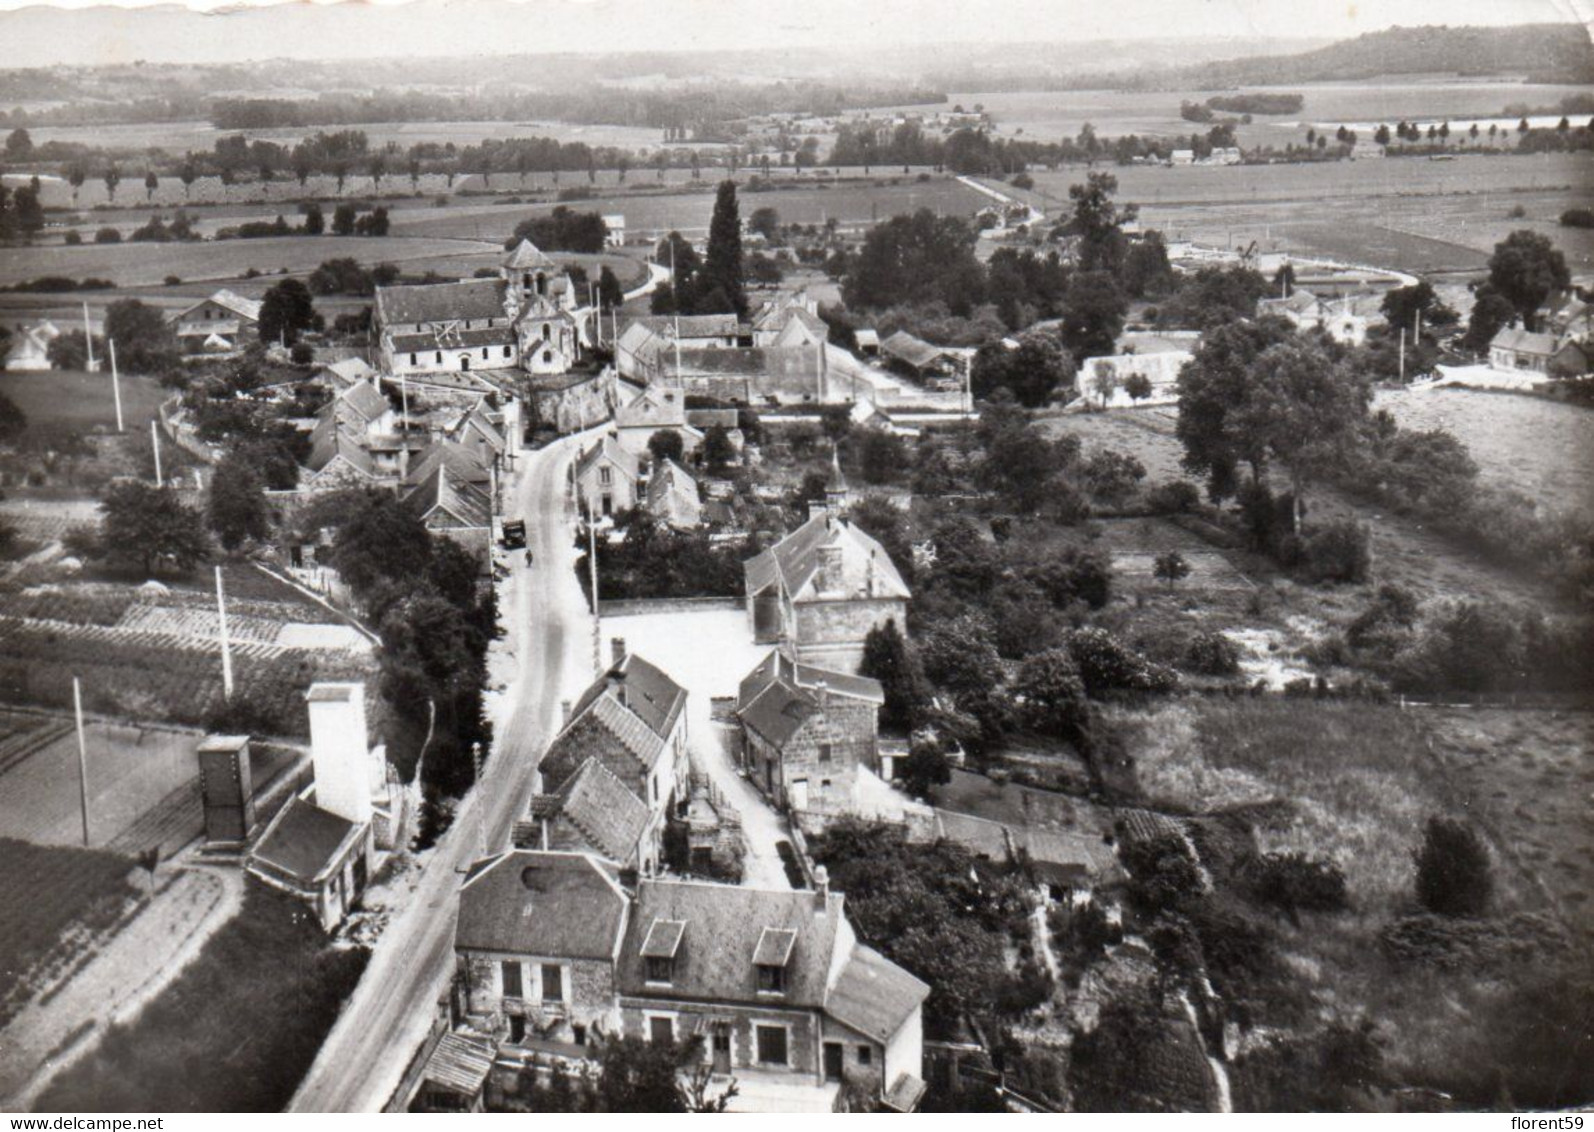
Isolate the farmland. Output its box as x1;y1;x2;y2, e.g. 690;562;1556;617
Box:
1016;151;1594;274
0;370;167;430
0;838;136;1029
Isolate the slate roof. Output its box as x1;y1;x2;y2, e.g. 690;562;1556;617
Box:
389;326;517;352
672;345;821;380
405;439;492;488
574;434;639;483
825;944;930;1044
172;288;262;325
543;757;651;864
306;415;377;477
739;650;885;707
249;795;360;884
456;850;627;960
738;679;820;748
934;809;1010;861
645;458;701;529
1490;326;1559;356
341;379;391;424
617;880;844;1006
319;356;376;387
743;513;910;604
376;279;506;328
616;386;689;431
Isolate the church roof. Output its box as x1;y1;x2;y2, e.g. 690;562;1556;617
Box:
375;279;506;327
503;239;559;270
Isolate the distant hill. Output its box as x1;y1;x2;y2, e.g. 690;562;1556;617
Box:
1172;24;1594;87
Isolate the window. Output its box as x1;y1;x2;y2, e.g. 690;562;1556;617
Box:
541;323;551;342
857;1046;872;1066
599;466;612;486
756;964;785;994
648;1015;675;1044
508;1016;526;1043
817;743;832;764
500;960;523;998
543;350;553;365
755;1025;788;1066
435;351;443;364
461;355;470;371
503;345;512;358
540;963;564;1003
409;353;417;366
645;956;673;984
482;347;489;359
572;1024;587;1045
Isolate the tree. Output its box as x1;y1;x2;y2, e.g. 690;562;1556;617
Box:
4;127;32;160
1486;230;1571;329
1067;171;1137;276
331;203;358;236
0;389;27;443
646;429;684;465
897;738;951;799
105;298;179;374
178;157;198;199
207;454;269;550
859;619;928;731
258;279;317;346
1463;285;1516;353
748;205;780;240
102;165;121;203
972;330;1074;408
1123;372;1154;403
596;265;625;310
1012;647;1088;737
98;482;210;577
1152;550;1190;590
1414;816;1492;918
1089;359;1119;408
1057;270;1127;361
1174;318;1293;501
857;428;906;484
842;209;984;315
594;1035;688;1112
701;424;737;470
978;417;1064;514
143;170;159;201
1380;278;1456;332
699;180;747;317
301;202;325;236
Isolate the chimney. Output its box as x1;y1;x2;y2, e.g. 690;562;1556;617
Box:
611;637;627;667
560;699;573;727
306;682;373;826
813;864;830;913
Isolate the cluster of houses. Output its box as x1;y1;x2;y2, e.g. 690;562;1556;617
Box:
1485;291;1591;378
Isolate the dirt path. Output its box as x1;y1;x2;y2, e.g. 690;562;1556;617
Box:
2;863;242;1110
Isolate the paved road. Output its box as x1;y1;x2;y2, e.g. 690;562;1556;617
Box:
288;429;598;1113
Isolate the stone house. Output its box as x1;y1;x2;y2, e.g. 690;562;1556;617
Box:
401;462;494;563
535;642;689;876
615;314;741;382
1489;326;1560;374
744;512;912;673
613;385;703;461
645;457;703;530
454;851;929;1111
456;850;630;1047
735;650;884;815
573;432;642;518
167;289;261;354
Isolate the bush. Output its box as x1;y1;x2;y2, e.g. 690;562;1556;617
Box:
1414;816;1492;918
1561;207;1594;228
1282;520;1369;584
1067;627;1177;696
93;227;121;244
1248;852;1349;919
1184;631;1240;676
290;342;314;365
1146;479;1201;515
63;230;83;246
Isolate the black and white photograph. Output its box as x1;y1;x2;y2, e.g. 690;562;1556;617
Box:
0;0;1589;1116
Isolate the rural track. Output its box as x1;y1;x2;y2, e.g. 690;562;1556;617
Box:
287;426;598;1113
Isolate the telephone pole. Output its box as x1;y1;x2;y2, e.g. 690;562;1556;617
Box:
72;677;92;847
216;566;234;699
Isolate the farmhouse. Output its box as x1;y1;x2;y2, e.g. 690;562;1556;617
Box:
735;649;884;816
1489;326;1559;374
744;511;911;673
644;457;703;530
375;241;581;380
246;682;401;931
168;289;262;354
453;852;929;1111
533;642;689;875
3;320;58;371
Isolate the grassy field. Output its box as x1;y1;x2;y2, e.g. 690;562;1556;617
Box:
0;838;136;1028
1017;152;1594;274
0;370;166;429
1374;386;1594;506
37;881;369;1112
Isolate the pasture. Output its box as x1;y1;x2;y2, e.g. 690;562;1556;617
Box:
1373;386;1594;508
0;370;166;429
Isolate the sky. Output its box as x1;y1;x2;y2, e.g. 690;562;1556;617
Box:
0;0;1588;47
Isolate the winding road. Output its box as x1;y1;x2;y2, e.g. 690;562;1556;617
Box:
288;428;598;1113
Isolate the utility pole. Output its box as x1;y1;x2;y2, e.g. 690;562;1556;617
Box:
151;419;163;487
1399;327;1406;383
72;677;91;847
216;565;234;699
82;301;96;373
586;503;600;676
108;339;124;432
399;371;410;479
669;236;682;378
472;742;487;858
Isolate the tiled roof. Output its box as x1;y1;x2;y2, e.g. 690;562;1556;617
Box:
340;379;391;424
672;345;820;378
880;331;950;369
389;326;516;352
738;650;884;708
249;795;359;883
738;679;819;748
617;880;844;1006
616;386;689;431
934;809;1011;861
422;1032;495;1097
376;279;506;328
825;944;929;1044
645;458;701;529
574;434;639;483
306;415;377;477
402;464;493;529
541;654;687;789
172;288;262;325
405;439;491;488
503;239;558;270
456;850;627;960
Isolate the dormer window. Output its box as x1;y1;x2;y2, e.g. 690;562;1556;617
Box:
753;927;796;996
641;918;686;986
